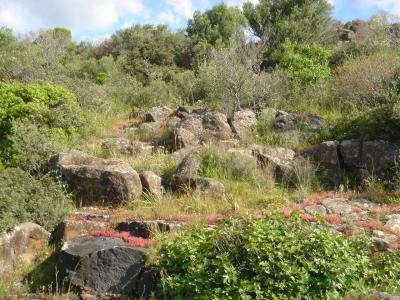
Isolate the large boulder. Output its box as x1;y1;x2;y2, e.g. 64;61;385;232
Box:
253;146;295;179
144;106;172;123
0;223;50;276
52;220;108;245
229;109;257;139
361;140;400;175
140;171;163;197
57;236;155;297
340;139;361;169
51;150;142;204
301;141;341;178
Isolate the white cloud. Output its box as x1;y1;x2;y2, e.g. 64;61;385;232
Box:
362;0;400;16
166;0;195;18
0;0;143;34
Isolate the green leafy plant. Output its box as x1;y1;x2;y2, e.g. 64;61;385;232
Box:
155;214;400;299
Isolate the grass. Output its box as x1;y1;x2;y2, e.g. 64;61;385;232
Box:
127;149;179;176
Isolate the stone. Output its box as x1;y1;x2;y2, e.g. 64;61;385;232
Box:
273;111;325;132
321;198;354;216
384;214;400;234
116;220;183;239
172;106;196;119
351;198;376;212
361;140;400;175
253;146;295;179
0;223;50;276
201;111;234;141
57;237;151;296
301;141;341;178
195;177;225;197
101;138;135;156
373;292;400;300
137;122;166;139
140;171;163;197
229;109;257;139
304;204;327;216
165;127;199;152
340;140;361;169
173;151;201;180
51;150;142;204
144;106;172;123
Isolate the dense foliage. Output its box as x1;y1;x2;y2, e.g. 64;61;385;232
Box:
156;214;400;299
0;82;80;166
0;168;72;232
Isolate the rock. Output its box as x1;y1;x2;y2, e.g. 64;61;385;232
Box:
173;151;201;180
340;140;361;169
4;294;55;300
116;221;183;239
361;140;400;175
253;146;295;179
144;106;172;123
351;198;376;212
137;122;166;139
384;214;400;234
51;150;142;204
52;220;108;245
101;138;135;156
273;111;325;132
140;171;163;197
321;198;354;216
301;141;341;179
195;177;225;197
165;127;199;152
304;204;327;216
201;111;233;141
173;106;196;119
342;19;370;45
0;223;50;276
229;109;257;139
57;236;151;296
373;292;400;300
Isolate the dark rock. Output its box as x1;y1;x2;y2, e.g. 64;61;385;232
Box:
139;171;163;197
52;220;108;245
116;221;183;239
229;109;257;139
173;150;201;180
144;106;172;123
361;140;400;175
51;150;142;204
57;237;150;296
340;140;361;169
0;223;50;276
273;111;325;132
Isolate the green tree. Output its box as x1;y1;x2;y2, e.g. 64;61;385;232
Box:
243;0;332;49
187;3;247;65
272;40;332;83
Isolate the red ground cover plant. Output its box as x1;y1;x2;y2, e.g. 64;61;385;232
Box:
90;230;152;248
301;213;317;223
323;214;343;224
356;220;400;238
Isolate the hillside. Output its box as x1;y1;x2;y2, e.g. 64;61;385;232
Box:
1;1;400;299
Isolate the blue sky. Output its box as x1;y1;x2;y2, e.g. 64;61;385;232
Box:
0;0;399;42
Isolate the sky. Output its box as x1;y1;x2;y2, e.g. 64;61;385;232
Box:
0;0;399;42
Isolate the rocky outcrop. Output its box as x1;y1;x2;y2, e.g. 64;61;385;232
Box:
301;140;400;183
144;106;172;123
51;150;142;204
253;145;296;179
57;236;155;298
338;19;370;45
101;138;153;156
140;171;163;197
0;223;50;276
273;111;325;132
229;109;257;139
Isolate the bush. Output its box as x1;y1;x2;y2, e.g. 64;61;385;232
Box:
273;41;332;84
330;51;400;110
0;168;73;232
155;214;400;299
0;82;81;164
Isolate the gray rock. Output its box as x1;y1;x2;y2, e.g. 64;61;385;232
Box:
196;177;225;197
52;220;107;245
57;236;151;296
304;205;327;216
173;150;201;180
140;171;163;197
361;140;400;175
373;292;400;300
51;150;142;204
273;111;325;132
253;146;295;179
321;198;354;216
340;140;361;169
166;127;199;152
101;138;135;156
144;106;172;123
384;214;400;234
229;109;257;139
137;122;166;139
0;223;50;276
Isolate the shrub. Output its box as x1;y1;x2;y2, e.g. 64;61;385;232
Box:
0;82;81;164
273;40;332;84
330;51;400;110
155;214;400;299
0;168;73;232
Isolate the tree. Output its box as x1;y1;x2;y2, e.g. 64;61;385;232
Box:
187;3;247;65
243;0;332;49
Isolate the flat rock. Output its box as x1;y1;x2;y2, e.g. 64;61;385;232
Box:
321;198;354;216
52;220;108;245
51;150;142;204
